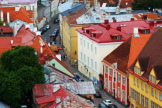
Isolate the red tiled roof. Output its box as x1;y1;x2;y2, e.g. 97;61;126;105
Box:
0;6;34;23
76;24;130;43
103;33;151;75
133;13;162;20
0;26;13;33
129;27;162;87
120;0;133;8
38;18;43;23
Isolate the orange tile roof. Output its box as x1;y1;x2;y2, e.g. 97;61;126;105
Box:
133;12;162;20
0;26;13;33
0;6;34;23
38;18;43;23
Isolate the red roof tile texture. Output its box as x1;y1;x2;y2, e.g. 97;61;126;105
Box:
0;26;13;33
120;0;133;8
133;13;162;20
129;27;162;87
0;7;34;23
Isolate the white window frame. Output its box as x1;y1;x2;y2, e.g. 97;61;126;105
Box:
154;76;156;83
138;68;141;74
145;97;148;108
135;66;137;72
95;47;97;54
150;75;152;81
80;52;82;60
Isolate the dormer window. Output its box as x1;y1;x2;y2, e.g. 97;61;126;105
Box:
149;75;152;81
153;76;156;83
114;36;120;40
143;30;149;34
134;66;137;72
138;68;141;74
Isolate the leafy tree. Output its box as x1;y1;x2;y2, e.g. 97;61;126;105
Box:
0;20;3;26
0;45;45;107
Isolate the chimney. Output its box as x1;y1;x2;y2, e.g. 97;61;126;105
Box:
97;2;100;9
36;31;41;36
7;11;10;23
25;23;29;29
34;27;37;33
56;54;61;61
11;40;13;44
48;42;50;47
1;10;3;21
85;1;90;10
116;7;120;14
150;21;154;26
13;22;17;36
88;7;91;16
1;29;3;36
133;27;139;37
106;24;110;30
130;18;134;21
104;20;109;24
116;26;121;31
143;15;147;20
113;19;116;22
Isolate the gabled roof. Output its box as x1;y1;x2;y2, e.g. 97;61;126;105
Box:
129;27;162;82
0;26;13;33
153;65;162;80
138;56;150;71
76;24;130;43
0;7;34;23
103;33;151;75
64;7;87;24
0;0;37;5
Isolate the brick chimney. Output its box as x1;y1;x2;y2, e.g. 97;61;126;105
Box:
113;19;116;22
104;20;109;24
130;18;134;21
106;24;110;30
116;26;121;31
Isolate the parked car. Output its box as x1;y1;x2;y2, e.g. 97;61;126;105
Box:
46;24;51;30
52;31;57;36
54;29;59;35
98;103;107;108
53;17;59;23
43;27;47;32
78;79;84;82
94;92;101;98
103;100;112;106
107;104;118;108
41;29;44;34
73;75;80;82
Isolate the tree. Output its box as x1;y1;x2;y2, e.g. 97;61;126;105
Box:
0;45;45;107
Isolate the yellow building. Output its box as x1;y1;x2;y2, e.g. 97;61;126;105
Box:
128;27;162;108
61;7;88;65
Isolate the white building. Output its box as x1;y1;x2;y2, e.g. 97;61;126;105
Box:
76;22;130;84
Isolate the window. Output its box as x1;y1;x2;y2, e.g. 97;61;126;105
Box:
152;88;154;96
95;62;97;70
150;75;152;81
134;77;136;85
155;104;158;108
118;87;120;97
87;57;89;65
80;52;82;60
141;95;144;105
137;79;139;87
106;66;108;73
134;90;136;100
123;91;125;101
80;38;82;45
151;101;154;108
118;73;120;82
123;76;125;85
91;59;93;67
84;40;85;47
137;92;140;102
81;66;82;72
52;63;55;67
30;6;31;10
145;97;148;108
142;82;144;90
110;68;112;76
91;44;92;51
138;68;141;74
146;84;148;92
95;47;97;54
84;54;86;63
32;6;34;11
24;6;26;9
160;93;162;100
135;66;137;72
35;50;38;55
106;79;107;88
114;72;116;82
153;76;156;83
143;30;149;34
131;88;133;97
156;90;158;98
114;36;120;40
109;81;111;91
87;42;89;49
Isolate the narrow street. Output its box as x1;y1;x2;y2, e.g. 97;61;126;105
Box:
41;20;125;108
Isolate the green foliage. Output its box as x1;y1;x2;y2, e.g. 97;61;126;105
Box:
0;45;45;107
0;20;3;26
131;0;162;11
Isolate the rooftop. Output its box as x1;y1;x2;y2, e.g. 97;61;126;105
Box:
133;12;162;20
58;0;73;13
0;26;13;33
0;0;37;5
